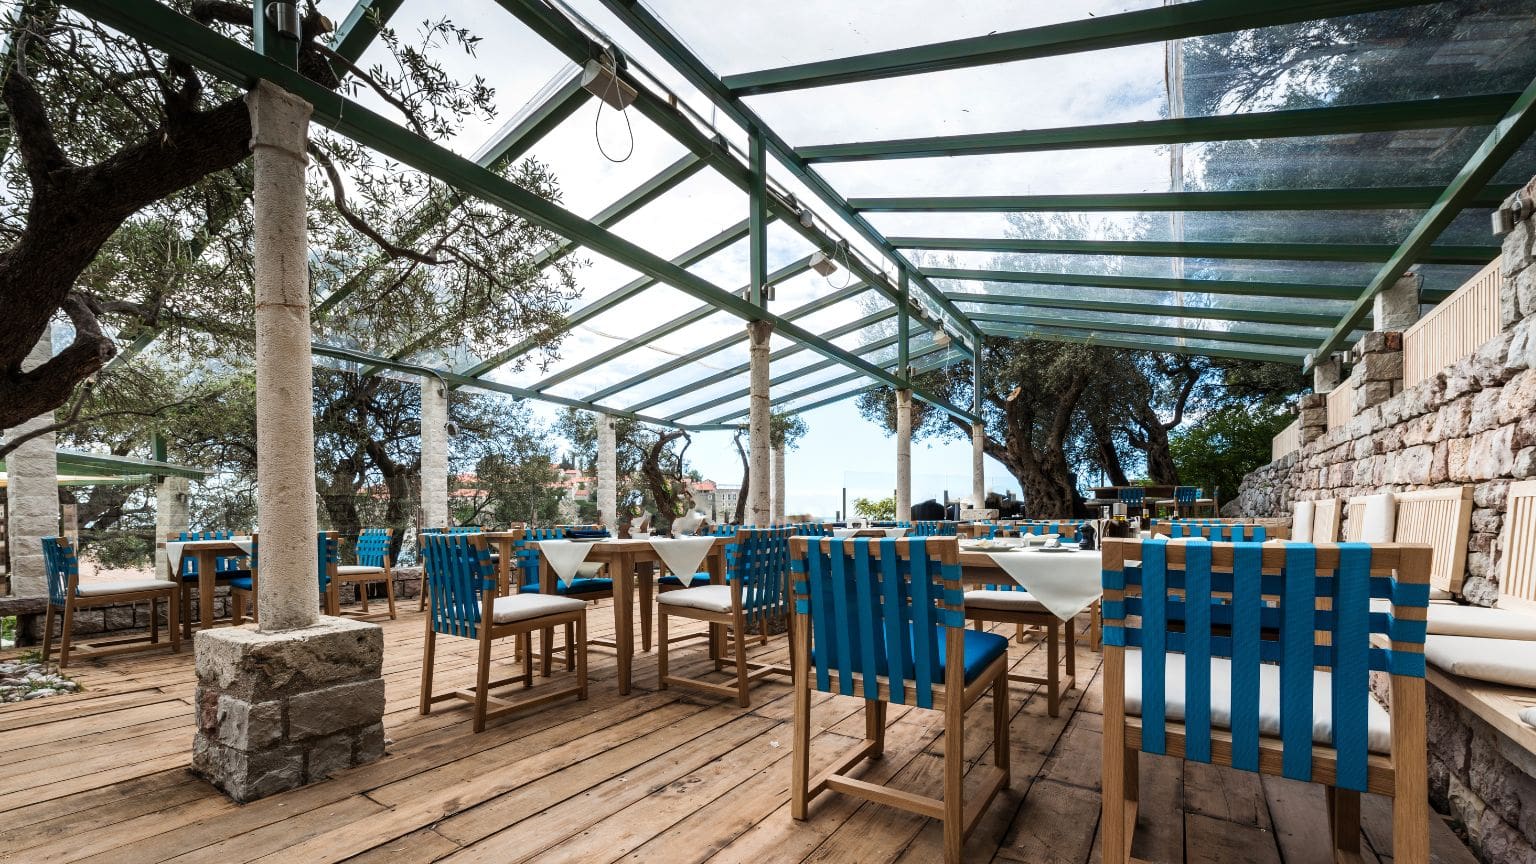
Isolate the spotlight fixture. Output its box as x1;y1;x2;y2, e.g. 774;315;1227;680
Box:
264;1;301;38
581;53;637;111
809;250;838;277
797;207;815;228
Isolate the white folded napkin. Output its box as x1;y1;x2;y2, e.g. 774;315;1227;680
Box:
984;547;1103;621
650;536;718;588
883;528;908;538
672;513;705;536
537;540;596;589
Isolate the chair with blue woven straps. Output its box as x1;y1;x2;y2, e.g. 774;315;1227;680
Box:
171;529;250;636
517;527;612;675
1117;487;1147;518
416;525;483;611
1164;521;1268;542
228;532;339;625
1099;538;1432;864
657;527;790;707
911;520;958;537
420;531;588;732
40;536;180;668
788;536;1011;863
1152;486;1199;517
645;523;737;653
333;528;396;621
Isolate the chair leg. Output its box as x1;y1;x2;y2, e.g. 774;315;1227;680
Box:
180;585;193;639
520;632;534;687
472;630;494;733
791;678;812;819
41;604;55;666
565;621;575;672
865;698;887;759
541;626;553;678
1046;619;1061;718
943;682;966;864
231;590;245;627
733;609;750;707
1328;787;1362;859
168;591;181;653
576;612;589;700
418;574;428;613
150;596;160;644
1066;615;1077;681
657;609;670;690
639;572;653;653
59;601;76;670
419;621;437;716
359;581;369;613
993;668;1010;784
384;575;397;620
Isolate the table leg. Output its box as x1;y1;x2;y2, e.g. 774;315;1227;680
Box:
198;550;216;633
615;552;635;695
638;562;654;652
709;548;726;666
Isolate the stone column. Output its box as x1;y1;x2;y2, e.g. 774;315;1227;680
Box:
1375;272;1422;332
4;331;57;605
419;376;448;529
192;81;384;803
748;321;773;526
154;475;190;578
1298;392;1329;447
1352;331;1405;413
971;422;986;508
772;443;785;523
596;413;617;529
895;389;912;522
1313;355;1343;394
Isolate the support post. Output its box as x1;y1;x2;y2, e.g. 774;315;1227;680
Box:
1374;271;1422;332
1313;355;1343;394
971;353;985;509
772;442;786;523
597;413;617;530
748;321;773;526
419;376;448;529
154;474;190;578
192;78;384;803
4;331;58;622
896;388;912;522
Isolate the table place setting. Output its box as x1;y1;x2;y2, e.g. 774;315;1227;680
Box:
963;538;1103;621
646;535;718;587
535;539;606;589
162;535;254;580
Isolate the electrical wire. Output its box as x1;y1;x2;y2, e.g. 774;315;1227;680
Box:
594;66;635;163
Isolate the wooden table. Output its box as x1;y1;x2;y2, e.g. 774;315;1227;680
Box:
956;544;1104;648
157;538;252;636
528;536;733;695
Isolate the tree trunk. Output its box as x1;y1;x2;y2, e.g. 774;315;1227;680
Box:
1089;418;1129;487
733;430;749;525
1140;422;1179;485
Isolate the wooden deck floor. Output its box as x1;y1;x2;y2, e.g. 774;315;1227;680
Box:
0;602;1478;864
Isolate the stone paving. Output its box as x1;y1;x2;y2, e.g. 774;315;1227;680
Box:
0;658;78;702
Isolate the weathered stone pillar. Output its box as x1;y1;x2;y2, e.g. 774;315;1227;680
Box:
895;389;912;522
192;80;384;803
771;442;785;523
1499;184;1536;330
971;421;986;508
1351;331;1405;413
748;321;773;526
596;413;616;530
4;331;57;604
1375;272;1422;332
1298;392;1329;447
1312;355;1343;394
154;475;190;577
419;375;448;530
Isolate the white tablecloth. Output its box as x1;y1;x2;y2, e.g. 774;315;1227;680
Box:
980;547;1102;621
536;539;597;589
649;536;717;588
164;537;253;580
831;527;909;539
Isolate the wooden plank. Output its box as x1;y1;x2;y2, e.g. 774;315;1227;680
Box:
1185;811;1281;864
1183;758;1274;829
1263;774;1382;864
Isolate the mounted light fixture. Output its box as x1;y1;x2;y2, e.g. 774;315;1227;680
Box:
809;250;838;277
797;207;815;228
263;1;301;38
581;52;638;111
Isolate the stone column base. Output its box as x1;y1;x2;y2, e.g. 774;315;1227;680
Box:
193;617;385;802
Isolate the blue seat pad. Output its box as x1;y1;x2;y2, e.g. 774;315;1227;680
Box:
658;571;712;586
227;576;254;590
812;626;1008;686
520;578;614;595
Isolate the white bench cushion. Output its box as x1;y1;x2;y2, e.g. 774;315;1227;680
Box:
336;565;385;578
1426;635;1536;688
657;584;734;614
1292;501;1314;543
75;579;171;597
1356;493;1396;543
490;593;585;624
1122;648;1393;754
1369;599;1536;639
964;589;1047;613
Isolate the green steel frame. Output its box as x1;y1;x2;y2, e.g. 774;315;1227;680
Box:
849;187;1517;213
929;268;1372;303
977;323;1307;364
944;291;1349;329
893;236;1498;266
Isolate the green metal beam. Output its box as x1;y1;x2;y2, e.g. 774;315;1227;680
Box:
976;323;1308;364
328;0;404;64
641;309;900;417
37;450;209;480
531;254;818;394
706;339;954;425
928;267;1362;303
851;186;1516;213
945;291;1344;329
1316;76;1536;360
589;0;983;351
896;236;1496;267
721;0;1440;96
799;93;1518;162
967;312;1320;349
67;0;977;424
590;282;873;406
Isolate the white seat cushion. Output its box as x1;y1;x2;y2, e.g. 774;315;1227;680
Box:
1368;599;1536;639
1356;493;1396;543
489;593;585;624
76;578;172;597
1425;636;1536;688
1292;501;1315;543
336;564;385;578
964;589;1047;613
1122;648;1393;754
657;584;734;614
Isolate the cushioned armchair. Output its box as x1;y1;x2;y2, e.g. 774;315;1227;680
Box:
42;536;179;668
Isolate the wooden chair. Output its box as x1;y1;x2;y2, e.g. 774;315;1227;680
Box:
1391;487;1473;599
911;520;959;536
1152;486;1198;517
229;532;340;625
1163;521;1269;541
789;536;1011;863
517;527;612;673
332;528;396;621
1118;487;1147;519
1099;538;1432;864
41;536;179;668
415;525;484;611
963;579;1076;717
657;527;790;707
420;531;587;732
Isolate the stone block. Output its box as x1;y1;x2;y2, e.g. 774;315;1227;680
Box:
304;730;361;781
1431;442;1450;484
1503;218;1534;281
288;678;386;740
1360;349;1404;383
1519;266;1536;323
1464;575;1500;607
1445;360;1484;402
1476;480;1514;510
193;737;305;804
195;617;383;703
1439;398;1475;440
1395;444;1434;485
216;695;285;750
1468;426;1517;480
1472;388;1504;434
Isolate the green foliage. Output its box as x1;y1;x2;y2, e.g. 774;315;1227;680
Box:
88;533;153;570
853;496;896;521
770;412;808;449
1170;404;1294;501
1;617;14;645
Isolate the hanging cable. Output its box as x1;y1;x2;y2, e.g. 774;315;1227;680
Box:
825;240;854;289
594;67;635;163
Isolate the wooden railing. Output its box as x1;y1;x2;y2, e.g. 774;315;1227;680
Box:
1326;378;1354;431
1403;259;1501;389
1271;417;1300;461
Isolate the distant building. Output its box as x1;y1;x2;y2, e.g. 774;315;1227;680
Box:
710;484;741;522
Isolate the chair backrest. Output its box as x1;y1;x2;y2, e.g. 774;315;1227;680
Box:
1119;488;1145;505
1498;481;1536;614
421;531;495;637
446;525;483;534
1174;486;1198;505
1168;522;1266;542
1102;538;1430;791
731;527;792;614
1312;498;1342;543
1291;501;1315;543
1017;521;1082;540
41;536;78;605
1391;486;1473;597
911;520;958;537
516;527;567;589
1344;493;1396;543
175;529;242;574
357;528;392;568
317;533;339;595
564;527;611;540
792;522;832;537
789;536;965;710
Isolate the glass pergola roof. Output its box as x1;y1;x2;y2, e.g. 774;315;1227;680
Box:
68;0;1536;429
